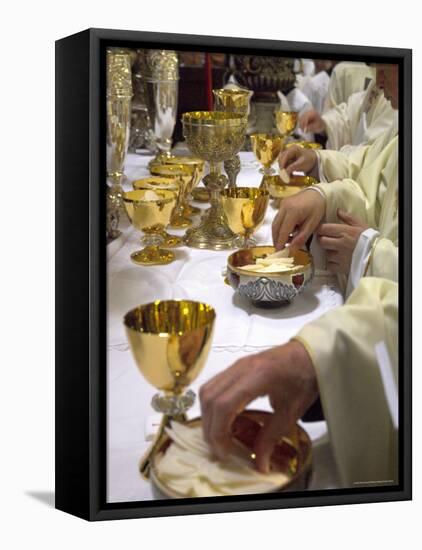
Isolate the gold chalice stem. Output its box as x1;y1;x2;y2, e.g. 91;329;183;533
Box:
224;154;241;188
131;229;175;265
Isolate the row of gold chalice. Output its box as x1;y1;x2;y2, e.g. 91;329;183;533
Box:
124;158;205;265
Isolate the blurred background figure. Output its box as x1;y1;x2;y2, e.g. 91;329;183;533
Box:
299;63;398;153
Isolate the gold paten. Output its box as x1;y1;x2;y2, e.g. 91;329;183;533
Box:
274;111;298;139
123;189;177;265
250;133;285;175
150;411;312;498
220;187;269;248
124;300;216;478
182;111;247;250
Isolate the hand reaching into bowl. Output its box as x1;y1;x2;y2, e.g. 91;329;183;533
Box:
199;341;318;474
272;188;326;251
278;145;318;177
299;109;326;134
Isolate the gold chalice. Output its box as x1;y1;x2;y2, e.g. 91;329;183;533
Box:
213;88;253;187
150;163;201;228
132;176;184;248
250;133;285;175
123;189;177;266
264;175;318;207
124;299;216;478
275;111;298;141
182;111;247;250
155;156;205;216
220;187;269;248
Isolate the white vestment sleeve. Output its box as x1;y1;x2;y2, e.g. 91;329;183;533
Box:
294;277;398;487
345;228;380;299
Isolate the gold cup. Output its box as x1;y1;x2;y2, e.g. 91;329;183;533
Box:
285;140;322;151
150;163;202;228
250;133;285;175
123;189;177;265
275;111;298;140
264;174;318;204
182;111;247;250
132;176;184;248
124;299;216;478
151;157;205;216
220;187;269;248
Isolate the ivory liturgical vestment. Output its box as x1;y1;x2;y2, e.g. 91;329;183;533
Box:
295;134;399;486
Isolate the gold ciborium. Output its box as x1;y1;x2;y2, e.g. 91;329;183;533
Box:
182;111;247;250
132;176;184;248
213;88;253;188
123;189;177;265
275;111;298;141
124;299;216;478
220;187;269;248
149;163;202;228
250;133;285;175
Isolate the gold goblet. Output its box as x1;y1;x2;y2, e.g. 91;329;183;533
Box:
220;187;269;248
132;176;184;248
213;88;253;187
150;163;201;228
182;111;247;250
152;156;205;216
275;111;298;141
250;133;285;175
124;299;216;478
123;189;177;265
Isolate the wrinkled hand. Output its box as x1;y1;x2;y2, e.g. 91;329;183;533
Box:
272;189;326;251
317;209;370;274
278;145;318;176
299;109;326;134
199;341;318;473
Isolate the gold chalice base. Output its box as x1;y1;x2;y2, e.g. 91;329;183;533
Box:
130;247;175;266
150;411;312;498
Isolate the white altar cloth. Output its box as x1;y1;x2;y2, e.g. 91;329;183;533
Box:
107;151;343;503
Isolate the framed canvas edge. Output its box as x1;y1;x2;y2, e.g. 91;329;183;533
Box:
55;27;412;521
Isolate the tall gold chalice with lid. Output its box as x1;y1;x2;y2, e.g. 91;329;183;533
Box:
213;88;253;188
182;111;247;250
275;110;298;141
123;189;177;265
124;299;216;478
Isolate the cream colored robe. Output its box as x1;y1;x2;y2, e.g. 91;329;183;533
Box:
316;134;399;285
322;81;398;153
295;277;398;488
324;62;376;112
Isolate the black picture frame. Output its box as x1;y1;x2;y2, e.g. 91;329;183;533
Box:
55;28;412;521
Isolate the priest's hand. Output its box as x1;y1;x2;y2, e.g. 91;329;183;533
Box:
278;145;318;176
272;189;326;251
299;109;326;134
317;209;370;274
199;341;318;473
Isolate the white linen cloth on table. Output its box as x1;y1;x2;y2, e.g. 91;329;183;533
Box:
107;151;343;503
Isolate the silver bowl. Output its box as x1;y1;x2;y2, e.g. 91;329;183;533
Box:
227;246;314;307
